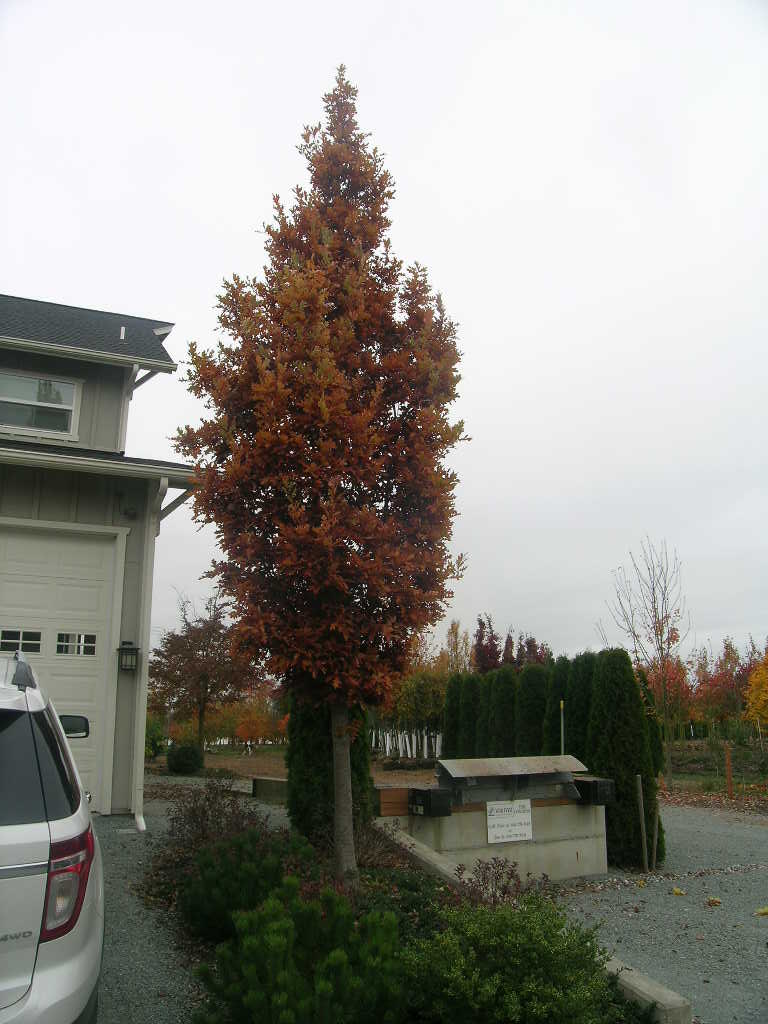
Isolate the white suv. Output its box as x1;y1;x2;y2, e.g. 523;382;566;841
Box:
0;655;104;1024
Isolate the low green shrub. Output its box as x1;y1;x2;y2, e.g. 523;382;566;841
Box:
196;876;405;1024
179;827;316;942
354;867;458;944
402;897;653;1024
144;712;166;760
167;741;203;775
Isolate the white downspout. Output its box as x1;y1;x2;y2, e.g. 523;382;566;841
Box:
132;475;167;832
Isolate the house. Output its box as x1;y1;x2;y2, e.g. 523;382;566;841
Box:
0;293;194;827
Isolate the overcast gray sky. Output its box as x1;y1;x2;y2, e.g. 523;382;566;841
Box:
2;0;766;658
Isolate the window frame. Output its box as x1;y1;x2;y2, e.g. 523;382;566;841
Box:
55;631;97;657
0;366;83;441
0;627;43;655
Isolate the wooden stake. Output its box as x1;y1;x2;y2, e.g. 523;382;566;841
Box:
636;774;649;873
725;742;734;799
651;803;659;871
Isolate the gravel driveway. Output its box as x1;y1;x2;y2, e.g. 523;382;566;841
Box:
559;803;768;1024
93;800;200;1024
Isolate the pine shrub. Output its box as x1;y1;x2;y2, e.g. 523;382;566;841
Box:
515;663;549;756
286;696;373;840
542;656;570;755
196;876;405;1024
586;649;665;867
458;674;479;758
167;740;203;775
441;673;463;758
474;673;492;757
178;827;316;942
488;666;517;756
566;652;597;765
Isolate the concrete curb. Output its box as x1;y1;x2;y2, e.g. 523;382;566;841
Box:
375;819;692;1024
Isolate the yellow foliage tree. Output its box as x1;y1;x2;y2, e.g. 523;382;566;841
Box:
745;653;768;726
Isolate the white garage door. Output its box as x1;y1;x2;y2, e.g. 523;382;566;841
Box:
0;526;117;813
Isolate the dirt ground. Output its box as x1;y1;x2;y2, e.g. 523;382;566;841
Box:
147;747;438;788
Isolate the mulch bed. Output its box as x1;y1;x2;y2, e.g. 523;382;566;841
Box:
659;780;768;815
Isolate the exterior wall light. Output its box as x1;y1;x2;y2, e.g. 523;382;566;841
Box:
118;642;140;672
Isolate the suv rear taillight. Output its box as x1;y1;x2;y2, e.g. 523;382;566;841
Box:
40;827;94;942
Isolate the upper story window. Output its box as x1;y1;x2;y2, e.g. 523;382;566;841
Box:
0;369;81;440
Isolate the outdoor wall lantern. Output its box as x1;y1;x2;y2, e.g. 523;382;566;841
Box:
118;641;140;672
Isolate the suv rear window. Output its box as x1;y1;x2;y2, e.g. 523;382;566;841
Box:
0;709;46;825
31;709;80;820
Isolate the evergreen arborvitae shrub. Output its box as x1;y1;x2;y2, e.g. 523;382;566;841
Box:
457;674;479;758
586;649;665;867
442;673;463;758
167;741;203;775
637;667;664;777
474;674;492;757
542;655;570;755
488;666;517;756
515;664;549;756
565;652;597;765
286;696;372;840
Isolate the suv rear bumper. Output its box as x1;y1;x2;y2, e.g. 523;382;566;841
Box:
0;843;103;1024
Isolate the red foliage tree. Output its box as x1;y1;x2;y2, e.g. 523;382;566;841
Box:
176;69;464;883
148;591;258;748
472;613;501;674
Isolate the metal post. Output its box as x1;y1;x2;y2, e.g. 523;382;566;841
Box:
651;803;659;871
560;699;565;756
636;774;649;873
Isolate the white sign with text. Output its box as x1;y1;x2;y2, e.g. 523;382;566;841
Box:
486;799;533;844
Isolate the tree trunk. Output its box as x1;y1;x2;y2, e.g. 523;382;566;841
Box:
197;704;205;750
330;704;359;887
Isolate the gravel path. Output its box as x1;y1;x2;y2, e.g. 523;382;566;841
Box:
559;803;768;1024
93;787;288;1024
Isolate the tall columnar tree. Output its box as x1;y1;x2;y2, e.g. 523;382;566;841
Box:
542;655;570;755
474;672;492;756
488;665;517;756
458;674;479;758
586;649;664;867
565;652;597;766
516;663;550;756
441;673;463;759
177;69;464;883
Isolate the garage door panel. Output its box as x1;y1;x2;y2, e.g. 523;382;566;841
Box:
0;526;117;814
52;583;106;615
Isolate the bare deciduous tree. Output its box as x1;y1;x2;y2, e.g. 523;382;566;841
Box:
605;537;690;774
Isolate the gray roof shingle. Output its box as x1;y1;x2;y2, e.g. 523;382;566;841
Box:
0;294;176;369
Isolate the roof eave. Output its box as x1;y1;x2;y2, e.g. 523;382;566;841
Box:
0;445;194;490
0;334;178;373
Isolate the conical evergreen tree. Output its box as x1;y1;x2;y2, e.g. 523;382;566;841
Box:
488;665;517;756
458;674;479;758
542;655;570;755
516;663;549;756
565;652;597;765
638;667;664;777
441;672;463;758
286;696;372;840
586;649;665;867
475;672;492;756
